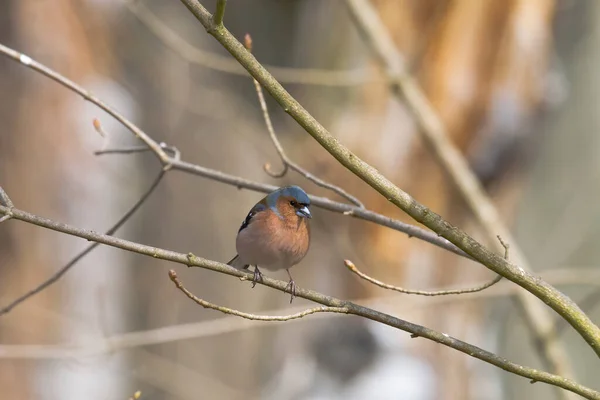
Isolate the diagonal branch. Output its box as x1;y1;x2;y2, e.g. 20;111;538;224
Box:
343;0;577;386
1;268;599;360
0;169;166;316
169;269;349;321
244;34;364;208
0;204;598;399
176;0;600;359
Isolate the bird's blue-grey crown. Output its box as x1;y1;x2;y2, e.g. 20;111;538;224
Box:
267;185;311;219
266;185;309;204
279;185;310;204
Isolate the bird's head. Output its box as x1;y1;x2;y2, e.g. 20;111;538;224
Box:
268;185;311;220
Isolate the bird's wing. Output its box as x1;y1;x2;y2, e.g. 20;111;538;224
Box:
238;202;267;233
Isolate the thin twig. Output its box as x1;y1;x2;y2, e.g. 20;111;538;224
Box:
94;144;180;158
342;235;505;298
125;0;374;87
0;43;170;163
0;170;166;316
94;146;152;156
344;260;502;296
169;269;349;321
254;76;365;207
244;34;364;208
212;0;227;26
0;185;14;209
0;205;597;399
0;186;13;223
498;235;510;260
178;0;600;360
92;118;181;159
344;0;578;386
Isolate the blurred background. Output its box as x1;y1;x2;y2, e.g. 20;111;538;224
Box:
0;0;599;399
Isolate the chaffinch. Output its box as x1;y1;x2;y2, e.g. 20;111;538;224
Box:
227;185;311;301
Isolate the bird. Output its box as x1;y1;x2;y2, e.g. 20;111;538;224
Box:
227;185;311;302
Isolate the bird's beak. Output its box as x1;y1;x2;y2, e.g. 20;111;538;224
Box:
296;206;312;219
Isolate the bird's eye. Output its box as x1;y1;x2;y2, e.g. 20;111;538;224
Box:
290;200;297;207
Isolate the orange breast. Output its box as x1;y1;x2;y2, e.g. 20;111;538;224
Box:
268;211;310;266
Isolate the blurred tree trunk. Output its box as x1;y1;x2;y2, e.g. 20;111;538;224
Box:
300;0;557;398
511;1;600;398
0;1;139;399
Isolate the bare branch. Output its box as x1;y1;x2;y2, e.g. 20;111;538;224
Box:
0;204;597;398
169;269;349;321
0;170;166;316
244;34;365;208
343;0;576;385
498;235;510;260
125;0;374;87
344;260;502;296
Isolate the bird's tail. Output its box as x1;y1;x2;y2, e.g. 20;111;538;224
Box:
227;254;248;269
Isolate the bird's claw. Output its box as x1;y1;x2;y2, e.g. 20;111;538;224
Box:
285;279;296;303
251;266;263;288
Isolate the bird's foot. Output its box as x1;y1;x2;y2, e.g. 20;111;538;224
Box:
285;278;296;304
251;266;264;288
